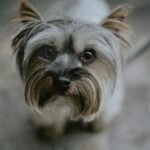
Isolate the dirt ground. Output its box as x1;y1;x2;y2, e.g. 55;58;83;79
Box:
0;0;150;150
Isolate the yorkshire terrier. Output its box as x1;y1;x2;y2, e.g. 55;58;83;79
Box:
12;0;131;136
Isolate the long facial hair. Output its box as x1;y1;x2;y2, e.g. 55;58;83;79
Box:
12;1;131;120
24;58;102;119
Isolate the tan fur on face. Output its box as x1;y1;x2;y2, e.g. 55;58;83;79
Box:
66;74;101;120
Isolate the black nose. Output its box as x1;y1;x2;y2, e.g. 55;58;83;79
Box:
54;76;71;91
58;76;71;87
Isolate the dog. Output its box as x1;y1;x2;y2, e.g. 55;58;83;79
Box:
11;0;131;136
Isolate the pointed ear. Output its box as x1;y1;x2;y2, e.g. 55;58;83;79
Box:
12;0;43;24
101;5;131;46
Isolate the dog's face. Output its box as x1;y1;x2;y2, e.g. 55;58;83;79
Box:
12;1;130;121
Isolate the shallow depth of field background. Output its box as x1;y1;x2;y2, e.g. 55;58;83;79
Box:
0;0;150;150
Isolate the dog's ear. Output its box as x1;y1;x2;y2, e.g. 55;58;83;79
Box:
102;5;129;32
12;0;43;24
101;5;130;46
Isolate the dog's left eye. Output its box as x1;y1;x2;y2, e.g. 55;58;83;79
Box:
80;49;96;64
36;45;54;60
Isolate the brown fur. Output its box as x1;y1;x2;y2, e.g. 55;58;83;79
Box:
11;0;131;136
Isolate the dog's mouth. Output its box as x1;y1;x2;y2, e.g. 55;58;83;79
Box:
38;89;52;107
37;86;70;107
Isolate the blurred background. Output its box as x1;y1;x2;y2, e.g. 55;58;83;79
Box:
0;0;150;150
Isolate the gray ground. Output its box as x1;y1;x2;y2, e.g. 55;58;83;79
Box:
0;0;150;150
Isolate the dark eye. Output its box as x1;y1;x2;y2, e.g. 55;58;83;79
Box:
80;49;96;64
36;45;54;60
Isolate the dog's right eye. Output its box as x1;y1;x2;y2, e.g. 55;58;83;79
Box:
36;45;54;60
80;49;96;64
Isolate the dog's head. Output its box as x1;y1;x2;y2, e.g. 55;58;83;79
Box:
12;0;130;121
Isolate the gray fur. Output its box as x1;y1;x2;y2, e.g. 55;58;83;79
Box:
12;0;131;136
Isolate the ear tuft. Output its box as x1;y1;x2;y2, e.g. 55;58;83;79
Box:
102;19;129;32
12;0;43;24
102;5;129;32
107;5;129;22
101;5;131;46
